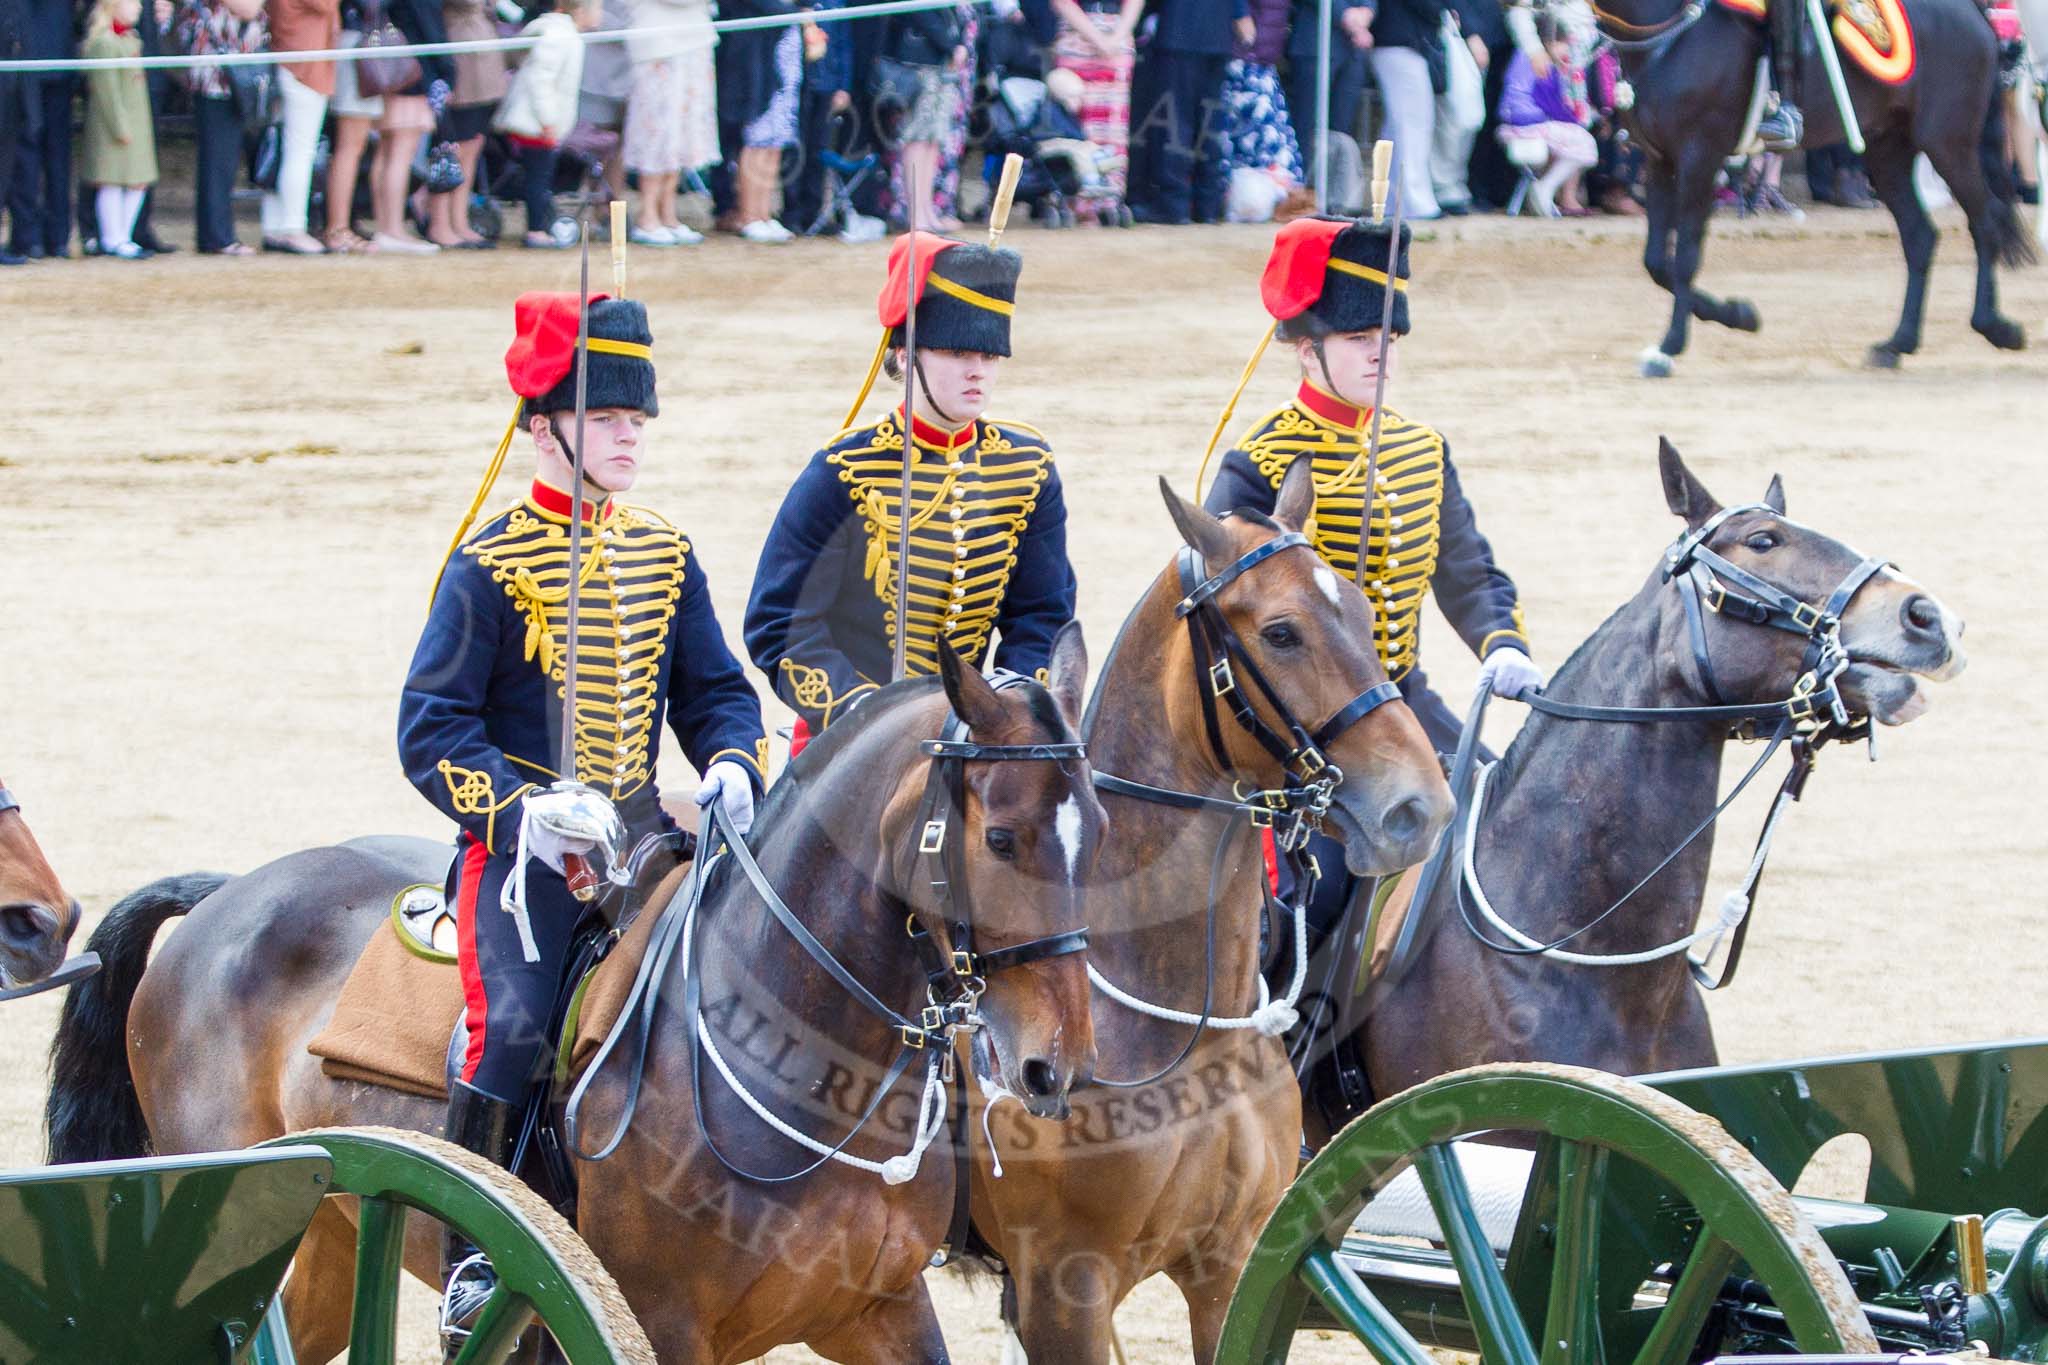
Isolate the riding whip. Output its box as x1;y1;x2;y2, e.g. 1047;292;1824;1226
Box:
1356;138;1402;591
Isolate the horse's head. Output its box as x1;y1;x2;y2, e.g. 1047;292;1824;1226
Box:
1158;458;1453;875
882;628;1104;1120
0;785;80;989
1657;438;1965;726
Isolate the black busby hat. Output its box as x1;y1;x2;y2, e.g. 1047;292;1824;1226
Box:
507;293;660;421
1262;216;1411;338
880;233;1022;358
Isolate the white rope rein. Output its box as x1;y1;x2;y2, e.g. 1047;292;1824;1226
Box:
1460;760;1794;969
1086;882;1310;1038
683;894;949;1185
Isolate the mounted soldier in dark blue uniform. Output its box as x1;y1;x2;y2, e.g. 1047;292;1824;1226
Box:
744;232;1077;754
398;290;766;1339
1201;216;1541;934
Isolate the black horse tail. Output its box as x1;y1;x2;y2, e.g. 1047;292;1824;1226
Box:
46;872;230;1163
1978;83;2039;268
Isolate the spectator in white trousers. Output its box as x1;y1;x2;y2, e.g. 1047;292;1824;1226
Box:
1428;0;1487;214
1365;0;1447;219
262;0;339;252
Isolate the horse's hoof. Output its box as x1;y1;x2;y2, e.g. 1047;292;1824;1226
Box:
1975;317;2027;351
1638;348;1676;379
1866;345;1902;370
1725;299;1761;333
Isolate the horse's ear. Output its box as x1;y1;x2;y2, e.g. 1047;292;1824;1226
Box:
1044;621;1089;730
1159;476;1236;566
938;638;1007;734
1658;437;1721;529
1272;454;1316;533
1763;473;1787;515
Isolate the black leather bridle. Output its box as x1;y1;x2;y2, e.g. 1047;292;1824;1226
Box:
1085;529;1404;1089
567;679;1091;1185
1448;503;1896;988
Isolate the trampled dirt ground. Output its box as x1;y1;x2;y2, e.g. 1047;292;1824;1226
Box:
1;200;2044;1360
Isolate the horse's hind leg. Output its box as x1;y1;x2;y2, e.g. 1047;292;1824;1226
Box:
1644;150;1753;376
278;1200;359;1365
1922;106;2029;351
1863;132;1937;365
809;1286;952;1364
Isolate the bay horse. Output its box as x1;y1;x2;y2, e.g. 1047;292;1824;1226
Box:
47;638;1106;1363
0;779;81;991
1367;439;1964;1093
1610;0;2035;374
964;462;1455;1363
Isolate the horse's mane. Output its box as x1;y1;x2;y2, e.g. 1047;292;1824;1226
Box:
1487;594;1639;794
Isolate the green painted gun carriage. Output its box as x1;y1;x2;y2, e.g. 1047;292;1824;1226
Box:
0;1125;651;1364
1220;1038;2048;1365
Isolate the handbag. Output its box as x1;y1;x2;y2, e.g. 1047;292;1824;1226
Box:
353;1;423;97
246;117;283;190
228;61;273;130
868;54;929;112
1439;12;1484;130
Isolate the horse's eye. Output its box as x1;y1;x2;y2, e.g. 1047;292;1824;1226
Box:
985;828;1016;860
1744;531;1779;552
1261;623;1301;649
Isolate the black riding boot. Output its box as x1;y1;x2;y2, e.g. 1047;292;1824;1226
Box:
440;1080;519;1358
1756;0;1806;149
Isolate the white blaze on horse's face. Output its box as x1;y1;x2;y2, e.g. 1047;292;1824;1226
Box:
1054;794;1083;885
1313;564;1342;608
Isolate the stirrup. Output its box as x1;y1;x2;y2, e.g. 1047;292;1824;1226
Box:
439;1250;498;1351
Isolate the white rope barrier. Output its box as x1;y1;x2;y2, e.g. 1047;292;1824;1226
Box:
0;0;995;74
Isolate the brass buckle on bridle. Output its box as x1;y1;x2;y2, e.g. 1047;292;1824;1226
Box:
1210;658;1237;698
1790;601;1826;633
1701;576;1728;614
919;819;947;854
1290;746;1329;781
950;949;976;977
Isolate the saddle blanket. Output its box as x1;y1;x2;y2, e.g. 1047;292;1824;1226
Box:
1716;0;1916;84
308;910;651;1101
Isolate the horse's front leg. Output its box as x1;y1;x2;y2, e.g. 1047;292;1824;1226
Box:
1862;132;1936;365
1645;149;1738;375
810;1284;952;1365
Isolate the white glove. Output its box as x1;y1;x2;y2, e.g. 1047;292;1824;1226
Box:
1479;646;1544;701
518;783;619;875
694;759;757;836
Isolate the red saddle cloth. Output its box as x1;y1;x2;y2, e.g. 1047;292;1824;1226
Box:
1712;0;1916;84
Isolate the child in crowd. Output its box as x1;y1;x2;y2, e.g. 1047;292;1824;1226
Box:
1497;15;1596;216
82;0;160;259
494;0;602;248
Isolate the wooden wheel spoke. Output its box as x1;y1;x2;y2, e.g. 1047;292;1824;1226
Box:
1539;1140;1609;1365
1630;1230;1740;1365
347;1195;408;1365
1416;1143;1540;1365
451;1286;540;1365
1299;1246;1437;1365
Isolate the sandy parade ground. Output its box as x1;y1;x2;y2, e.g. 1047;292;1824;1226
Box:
2;199;2045;1360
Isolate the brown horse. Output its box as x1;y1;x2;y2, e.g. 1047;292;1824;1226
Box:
1367;440;1965;1092
963;464;1454;1363
0;780;80;990
47;637;1106;1363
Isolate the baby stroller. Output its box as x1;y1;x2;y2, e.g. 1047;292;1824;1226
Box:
974;57;1131;227
472;128;612;243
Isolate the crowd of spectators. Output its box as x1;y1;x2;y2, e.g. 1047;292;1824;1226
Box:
0;0;2038;261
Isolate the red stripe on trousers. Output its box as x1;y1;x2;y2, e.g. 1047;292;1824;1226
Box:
454;836;492;1085
789;717;812;758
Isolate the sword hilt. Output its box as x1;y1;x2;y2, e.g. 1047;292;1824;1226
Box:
1370;139;1393;222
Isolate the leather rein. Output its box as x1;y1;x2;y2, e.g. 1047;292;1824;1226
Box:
564;677;1090;1181
1455;504;1891;987
1086;531;1403;1087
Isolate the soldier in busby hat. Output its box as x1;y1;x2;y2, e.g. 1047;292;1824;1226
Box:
398;291;767;1332
1198;217;1541;951
745;232;1077;754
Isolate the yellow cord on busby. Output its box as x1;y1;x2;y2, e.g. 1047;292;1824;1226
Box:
841;329;892;432
431;397;525;602
1193;321;1278;504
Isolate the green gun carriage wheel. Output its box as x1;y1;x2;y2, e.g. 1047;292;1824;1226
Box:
256;1126;653;1365
1219;1063;1877;1365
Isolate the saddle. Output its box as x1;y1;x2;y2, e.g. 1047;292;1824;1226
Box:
1715;0;1916;84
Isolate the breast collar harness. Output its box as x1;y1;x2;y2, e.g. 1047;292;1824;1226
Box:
1084;530;1404;1087
1457;504;1894;989
566;674;1090;1196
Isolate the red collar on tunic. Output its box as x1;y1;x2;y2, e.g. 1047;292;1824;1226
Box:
1296;380;1371;433
900;407;979;455
528;477;613;524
